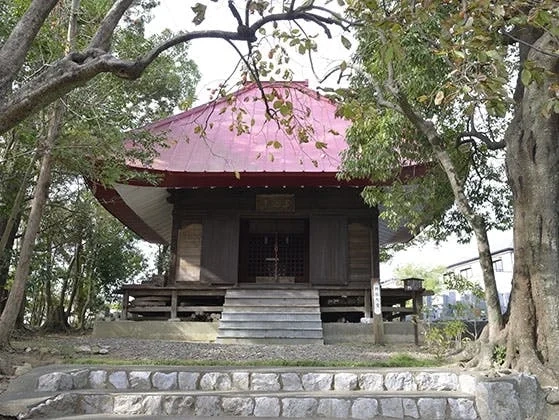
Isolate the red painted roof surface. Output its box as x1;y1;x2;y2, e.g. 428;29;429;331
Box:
126;81;356;186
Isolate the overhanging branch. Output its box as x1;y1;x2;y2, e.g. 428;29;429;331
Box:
0;3;350;136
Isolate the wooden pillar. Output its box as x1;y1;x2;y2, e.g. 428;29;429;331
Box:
121;290;129;320
168;204;179;286
370;207;384;344
364;289;372;318
412;291;423;345
170;290;178;320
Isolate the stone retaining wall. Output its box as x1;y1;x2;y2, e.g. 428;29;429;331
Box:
24;367;543;419
92;320;422;344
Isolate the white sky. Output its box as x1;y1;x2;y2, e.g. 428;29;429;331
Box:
143;1;513;278
148;0;352;104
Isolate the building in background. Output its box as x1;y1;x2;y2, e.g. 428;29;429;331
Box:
423;248;513;321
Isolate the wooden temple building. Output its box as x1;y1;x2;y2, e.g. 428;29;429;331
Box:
92;81;429;344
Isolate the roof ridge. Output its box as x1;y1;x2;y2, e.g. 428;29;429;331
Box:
142;81;336;130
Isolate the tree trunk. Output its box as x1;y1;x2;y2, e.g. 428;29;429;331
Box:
65;242;82;324
504;30;559;384
0;105;62;347
0;215;20;313
395;93;504;351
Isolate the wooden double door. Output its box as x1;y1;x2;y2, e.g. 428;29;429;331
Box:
238;219;309;284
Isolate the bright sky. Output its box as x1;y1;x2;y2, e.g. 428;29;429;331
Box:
148;0;352;104
144;1;513;278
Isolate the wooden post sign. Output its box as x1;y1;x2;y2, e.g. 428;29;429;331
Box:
371;277;384;344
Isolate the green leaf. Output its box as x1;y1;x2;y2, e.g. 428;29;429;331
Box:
340;35;352;50
521;69;532;87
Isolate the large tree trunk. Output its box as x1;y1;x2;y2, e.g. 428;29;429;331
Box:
0;105;61;347
504;30;559;385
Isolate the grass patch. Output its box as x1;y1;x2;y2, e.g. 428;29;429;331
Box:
68;353;439;368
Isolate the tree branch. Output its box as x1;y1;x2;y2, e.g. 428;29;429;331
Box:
89;0;135;50
0;4;350;135
0;0;59;95
456;132;505;150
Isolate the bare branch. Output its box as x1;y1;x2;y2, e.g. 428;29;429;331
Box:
0;0;59;95
228;0;245;28
456;132;506;150
89;0;135;50
504;30;559;59
0;4;351;135
249;10;348;38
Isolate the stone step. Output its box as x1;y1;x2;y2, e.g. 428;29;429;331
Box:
215;337;325;345
4;366;541;420
11;390;479;419
221;312;320;321
217;328;324;339
218;288;324;344
222;306;320;313
223;298;318;307
217;321;322;329
227;289;318;299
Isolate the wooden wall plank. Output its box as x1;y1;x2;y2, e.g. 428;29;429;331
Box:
348;222;372;282
309;215;348;285
200;214;239;284
176;223;202;282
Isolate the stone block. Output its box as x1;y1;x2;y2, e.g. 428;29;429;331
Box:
195;396;222;416
200;372;232;391
222;397;254;416
254;397;280;417
448;398;477;420
512;373;543;418
416;372;458;391
351;398;379;419
359;373;384;391
334;373;358;391
380;397;404;418
37;372;74;391
301;373;333;391
152;371;177;390
385;372;417;391
27;394;78;418
281;372;303;391
71;369;89;389
162;395;195;415
417;397;447;419
88;370;107;389
80;394;113;414
251;373;280;391
178;372;200;390
403;398;419;419
129;371;151;390
317;398;351;418
458;373;477;394
232;372;250;390
282;397;318;417
475;380;521;420
113;395;161;415
108;371;129;390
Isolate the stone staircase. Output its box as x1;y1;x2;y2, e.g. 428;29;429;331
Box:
0;366;544;419
216;288;323;344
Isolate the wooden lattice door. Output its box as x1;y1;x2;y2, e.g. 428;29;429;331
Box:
239;219;308;283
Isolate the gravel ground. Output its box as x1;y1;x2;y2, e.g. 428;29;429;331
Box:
10;334;432;365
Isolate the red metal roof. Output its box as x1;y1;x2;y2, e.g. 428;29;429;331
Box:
92;82;425;243
126;81;354;186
